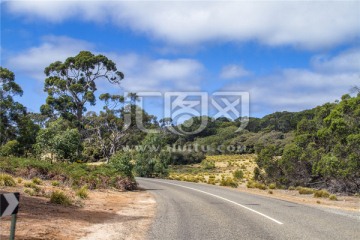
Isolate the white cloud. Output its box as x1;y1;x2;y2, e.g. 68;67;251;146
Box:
6;35;94;80
5;1;360;49
220;64;251;79
114;55;204;92
5;35;204;93
311;48;360;73
223;49;360;115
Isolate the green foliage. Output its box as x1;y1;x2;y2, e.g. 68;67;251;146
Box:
0;173;16;186
134;134;170;177
0;157;137;190
298;187;314;195
313;189;330;198
52;181;60;186
256;94;360;193
269;183;276;189
220;177;238;188
233;169;244;179
110;152;134;177
201;159;215;169
169;151;205;165
32;177;42;185
76;186;89;199
41;51;124;124
50;190;72;206
0;140;21;156
329;194;338;201
35;118;82;162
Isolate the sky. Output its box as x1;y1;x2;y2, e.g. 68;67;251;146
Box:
1;0;360;120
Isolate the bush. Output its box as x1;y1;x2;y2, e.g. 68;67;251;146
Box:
0;140;21;157
0;174;16;186
201;160;215;170
50;190;72;206
24;182;41;192
329;194;338;201
288;186;295;190
52;181;60;186
269;183;276;189
298;187;315;194
170;151;205;165
76;186;89;199
220;178;238;188
32;177;42;185
110;152;134;177
314;189;330;198
24;188;35;196
247;181;255;188
254;182;267;190
233;169;244;179
0;157;137;191
268;190;273;194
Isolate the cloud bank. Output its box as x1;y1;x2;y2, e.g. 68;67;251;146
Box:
6;1;360;49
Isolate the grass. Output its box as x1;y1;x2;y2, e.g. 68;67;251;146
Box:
169;154;257;188
24;182;41;193
0;173;16;186
50;190;72;206
233;169;244;179
220;177;238;188
329;194;338;201
0;157;137;190
76;186;89;199
32;177;42;185
298;187;315;195
52;181;60;186
314;189;330;198
247;181;267;190
269;183;276;189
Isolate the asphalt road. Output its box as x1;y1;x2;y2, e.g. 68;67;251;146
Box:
136;178;360;240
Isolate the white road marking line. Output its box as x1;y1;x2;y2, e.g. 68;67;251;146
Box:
147;179;284;225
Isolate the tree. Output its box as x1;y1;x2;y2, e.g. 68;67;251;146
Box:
134;133;170;177
35;118;82;162
0;67;26;145
41;51;124;126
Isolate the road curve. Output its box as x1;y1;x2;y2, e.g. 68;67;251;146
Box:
136;178;359;240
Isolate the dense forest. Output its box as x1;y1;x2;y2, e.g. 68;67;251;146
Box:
1;51;359;193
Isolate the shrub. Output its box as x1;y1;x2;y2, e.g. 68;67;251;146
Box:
269;183;276;189
268;190;273;194
298;187;315;194
201;160;215;170
24;188;35;196
220;178;238;188
247;181;255;188
32;177;42;185
0;174;16;186
50;191;72;206
52;181;60;186
233;169;244;180
17;178;22;183
110;152;134;177
254;182;267;190
329;194;338;201
24;182;41;192
288;186;295;190
314;189;330;198
76;186;89;199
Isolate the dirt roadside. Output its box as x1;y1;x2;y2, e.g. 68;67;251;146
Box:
0;186;155;240
232;184;360;212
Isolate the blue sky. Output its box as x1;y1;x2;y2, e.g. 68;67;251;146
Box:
1;1;359;119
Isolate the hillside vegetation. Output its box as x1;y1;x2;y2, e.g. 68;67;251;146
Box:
1;54;359;194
